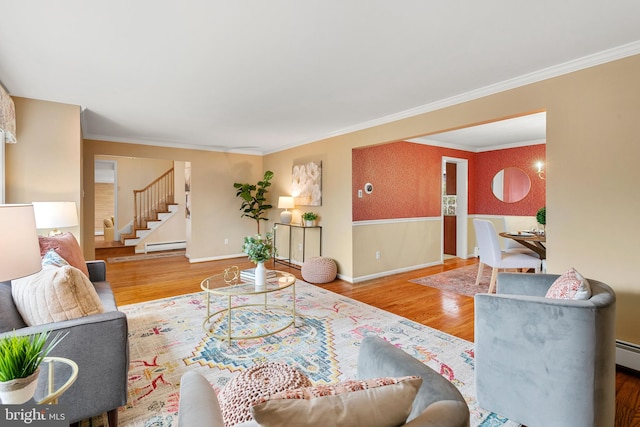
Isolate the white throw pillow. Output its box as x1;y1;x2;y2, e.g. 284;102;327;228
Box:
11;265;104;326
250;376;422;427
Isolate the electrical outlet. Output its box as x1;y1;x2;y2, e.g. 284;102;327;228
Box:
375;251;381;260
224;238;229;245
358;189;363;198
298;243;303;251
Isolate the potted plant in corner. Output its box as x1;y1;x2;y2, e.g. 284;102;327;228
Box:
242;232;275;289
302;212;318;227
233;170;274;234
0;330;66;404
536;206;546;234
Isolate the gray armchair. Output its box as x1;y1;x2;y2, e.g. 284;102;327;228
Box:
474;272;616;427
179;336;469;427
0;260;129;427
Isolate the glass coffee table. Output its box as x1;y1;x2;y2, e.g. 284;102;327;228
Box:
200;269;296;342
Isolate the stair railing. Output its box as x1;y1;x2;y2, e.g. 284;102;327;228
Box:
133;168;175;229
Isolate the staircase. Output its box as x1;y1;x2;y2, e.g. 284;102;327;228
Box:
119;168;178;247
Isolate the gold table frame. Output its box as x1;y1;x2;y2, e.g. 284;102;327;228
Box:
200;270;296;342
37;356;79;404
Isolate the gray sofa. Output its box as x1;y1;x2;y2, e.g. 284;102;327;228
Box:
178;335;470;427
474;272;616;427
0;260;129;427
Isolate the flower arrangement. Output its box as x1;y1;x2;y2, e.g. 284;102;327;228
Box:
242;233;274;263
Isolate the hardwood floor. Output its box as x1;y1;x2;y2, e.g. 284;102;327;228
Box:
103;252;640;426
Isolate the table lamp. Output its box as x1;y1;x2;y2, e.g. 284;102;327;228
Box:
32;201;79;236
0;204;42;282
278;196;295;224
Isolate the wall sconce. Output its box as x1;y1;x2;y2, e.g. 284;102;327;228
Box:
535;161;545;180
277;196;295;224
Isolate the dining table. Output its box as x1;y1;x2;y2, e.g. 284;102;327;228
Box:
499;231;546;259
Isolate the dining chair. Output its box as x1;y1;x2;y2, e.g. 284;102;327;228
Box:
473;219;541;293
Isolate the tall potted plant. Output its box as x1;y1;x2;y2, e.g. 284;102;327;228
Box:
0;331;66;404
242;232;274;288
233;171;274;234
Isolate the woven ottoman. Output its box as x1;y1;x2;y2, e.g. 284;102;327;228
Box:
218;362;312;426
301;256;337;284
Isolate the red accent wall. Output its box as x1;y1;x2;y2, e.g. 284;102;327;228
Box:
352;141;476;221
352;141;545;220
475;144;546;215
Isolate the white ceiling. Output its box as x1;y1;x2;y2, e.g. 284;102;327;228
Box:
1;1;639;154
410;112;547;152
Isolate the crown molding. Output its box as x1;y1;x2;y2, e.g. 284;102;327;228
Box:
82;132;263;156
314;40;640;144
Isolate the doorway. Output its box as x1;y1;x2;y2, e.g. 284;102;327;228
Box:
442;157;468;259
94;159;118;243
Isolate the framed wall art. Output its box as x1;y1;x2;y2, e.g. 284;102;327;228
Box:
292;160;322;206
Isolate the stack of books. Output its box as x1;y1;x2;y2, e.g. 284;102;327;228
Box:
240;268;276;281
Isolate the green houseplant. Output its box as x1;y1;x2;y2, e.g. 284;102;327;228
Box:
536;207;546;226
302;212;318;226
233;170;274;234
242;233;275;288
0;330;66;404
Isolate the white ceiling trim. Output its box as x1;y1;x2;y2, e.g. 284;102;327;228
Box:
82;40;640;155
407;138;546;153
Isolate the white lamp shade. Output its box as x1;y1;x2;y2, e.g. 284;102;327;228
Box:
277;196;295;209
0;205;42;282
32;202;78;229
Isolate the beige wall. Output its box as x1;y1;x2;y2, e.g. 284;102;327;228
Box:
6;97;82;239
83;139;264;262
265;54;640;343
9;54;640;344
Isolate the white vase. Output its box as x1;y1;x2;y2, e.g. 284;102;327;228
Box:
0;368;40;404
304;219;315;227
255;261;266;289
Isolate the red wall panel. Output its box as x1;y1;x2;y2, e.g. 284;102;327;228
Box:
352;141;475;221
475;145;546;215
352;141;545;221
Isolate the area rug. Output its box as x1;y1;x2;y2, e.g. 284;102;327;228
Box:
117;280;519;427
410;264;490;297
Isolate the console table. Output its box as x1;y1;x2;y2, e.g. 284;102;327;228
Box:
273;223;322;270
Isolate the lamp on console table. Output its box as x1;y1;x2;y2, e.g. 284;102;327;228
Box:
278;196;295;225
32;201;78;236
0;204;42;282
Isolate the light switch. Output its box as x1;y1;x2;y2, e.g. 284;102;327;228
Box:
358;189;363;198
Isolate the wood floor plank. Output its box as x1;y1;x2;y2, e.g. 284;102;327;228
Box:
103;251;640;426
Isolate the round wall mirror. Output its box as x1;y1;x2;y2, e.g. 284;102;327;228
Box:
492;167;531;203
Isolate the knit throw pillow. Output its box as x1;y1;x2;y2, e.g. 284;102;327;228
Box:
11;265;104;326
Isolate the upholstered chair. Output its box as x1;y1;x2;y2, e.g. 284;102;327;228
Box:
474;272;616;427
473;219;541;293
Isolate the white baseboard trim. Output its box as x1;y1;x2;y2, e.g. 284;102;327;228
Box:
616;340;640;372
188;253;246;264
351;261;441;283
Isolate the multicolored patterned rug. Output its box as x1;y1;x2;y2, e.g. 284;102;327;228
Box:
410;264;491;297
117;280;519;427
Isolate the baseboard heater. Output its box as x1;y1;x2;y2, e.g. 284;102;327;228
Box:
616;340;640;372
144;240;187;254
